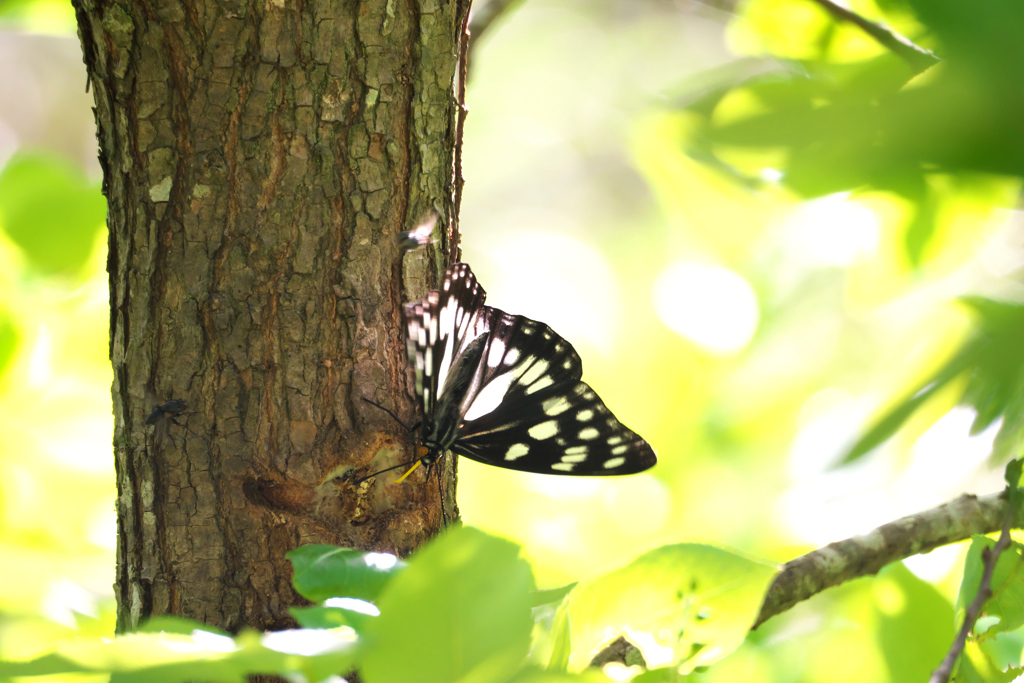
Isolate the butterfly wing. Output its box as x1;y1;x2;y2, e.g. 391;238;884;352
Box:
453;309;656;475
404;263;490;420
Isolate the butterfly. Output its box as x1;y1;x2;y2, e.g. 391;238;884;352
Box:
362;263;656;483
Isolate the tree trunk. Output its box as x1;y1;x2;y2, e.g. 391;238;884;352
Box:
72;0;469;634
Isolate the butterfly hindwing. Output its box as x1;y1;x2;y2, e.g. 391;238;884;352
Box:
452;310;656;475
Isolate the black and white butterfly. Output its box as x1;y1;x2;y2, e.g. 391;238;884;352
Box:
380;262;656;479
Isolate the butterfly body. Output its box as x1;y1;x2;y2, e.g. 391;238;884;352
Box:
404;263;656;477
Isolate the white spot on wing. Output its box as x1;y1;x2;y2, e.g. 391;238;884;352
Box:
542;397;571;416
505;443;529;461
487;338;506;368
505;347;520;365
603;457;626;469
576;409;594;422
579;427;599;440
611;444;629;455
526;375;555;395
529;420;559;440
562;454;587;463
607;436;623;445
565;445;587;455
520;360;549;386
463;372;516;422
552;463;574;472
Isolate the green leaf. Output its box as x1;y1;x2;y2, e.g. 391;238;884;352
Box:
0;152;106;275
531;584;578;608
290;605;374;631
0;628;357;683
955;640;1024;683
957;536;1024;638
873;563;954;681
360;526;535;683
0;311;17;378
548;543;778;674
286;544;406;602
505;667;608;683
841;298;1024;465
839;378;950;464
0;653;92;677
136;615;232;637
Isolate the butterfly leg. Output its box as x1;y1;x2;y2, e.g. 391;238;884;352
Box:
424;458;448;529
435;460;449;529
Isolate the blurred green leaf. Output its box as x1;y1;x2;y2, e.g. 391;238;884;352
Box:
629;669;676;683
286;544;406;603
0;312;17;377
956;640;1024;683
0;652;92;677
531;583;577;608
504;667;608;683
549;543;777;674
957;536;1024;638
360;526;534;683
874;563;954;681
136;615;231;637
0;628;356;683
0;152;106;276
290;605;373;631
683;0;1024;267
841;298;1024;465
0;0;76;32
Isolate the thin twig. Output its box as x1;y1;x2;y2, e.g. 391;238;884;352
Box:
928;462;1020;683
807;0;938;73
928;516;1012;683
452;0;472;262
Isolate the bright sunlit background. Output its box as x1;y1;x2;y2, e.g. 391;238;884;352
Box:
1;0;1022;680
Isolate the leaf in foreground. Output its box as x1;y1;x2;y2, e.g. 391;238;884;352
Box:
549;543;778;674
0;627;357;683
287;544;406;603
359;526;535;683
956;535;1024;638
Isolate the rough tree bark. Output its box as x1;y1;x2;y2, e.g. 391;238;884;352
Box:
72;0;470;634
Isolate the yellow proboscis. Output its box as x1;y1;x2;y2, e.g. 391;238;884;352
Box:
391;460;422;483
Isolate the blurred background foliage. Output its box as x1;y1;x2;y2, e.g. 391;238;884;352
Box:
1;0;1023;680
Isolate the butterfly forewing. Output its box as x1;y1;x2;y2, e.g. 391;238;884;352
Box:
404;263;489;417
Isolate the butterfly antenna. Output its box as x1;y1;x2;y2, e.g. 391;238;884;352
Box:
361;398;412;431
354;457;424;485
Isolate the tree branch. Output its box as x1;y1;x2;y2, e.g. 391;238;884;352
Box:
807;0;938;73
591;491;1019;669
754;492;1015;628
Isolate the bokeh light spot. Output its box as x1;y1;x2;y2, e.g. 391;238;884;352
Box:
779;193;880;267
652;261;759;355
